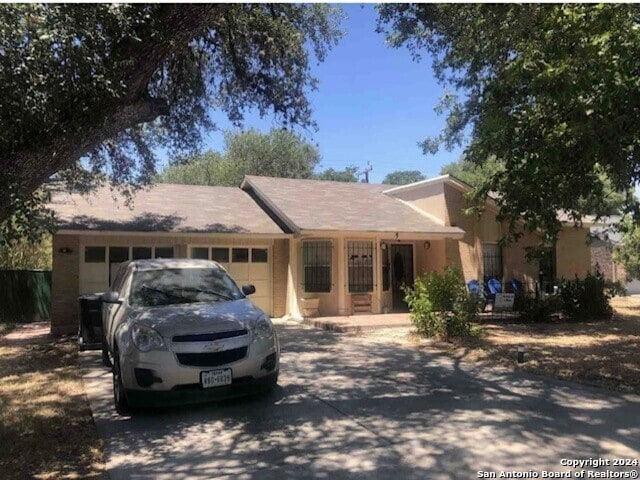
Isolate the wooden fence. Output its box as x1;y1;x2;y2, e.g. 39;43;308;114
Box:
0;270;51;322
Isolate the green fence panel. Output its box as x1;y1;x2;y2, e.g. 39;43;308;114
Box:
0;270;52;323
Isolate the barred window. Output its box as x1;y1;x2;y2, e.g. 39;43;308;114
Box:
303;241;332;293
482;243;503;280
348;241;374;293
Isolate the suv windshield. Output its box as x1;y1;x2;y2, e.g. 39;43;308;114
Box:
129;268;244;307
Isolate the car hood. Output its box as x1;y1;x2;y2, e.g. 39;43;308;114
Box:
131;299;264;338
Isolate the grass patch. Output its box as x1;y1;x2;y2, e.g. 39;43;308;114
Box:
435;296;640;393
0;325;105;479
359;297;640;393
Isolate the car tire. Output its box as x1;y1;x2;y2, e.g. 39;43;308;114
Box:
101;338;112;368
112;350;130;415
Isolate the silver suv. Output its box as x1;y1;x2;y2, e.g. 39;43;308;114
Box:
101;259;279;414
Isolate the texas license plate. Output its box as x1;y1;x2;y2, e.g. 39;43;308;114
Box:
200;368;232;388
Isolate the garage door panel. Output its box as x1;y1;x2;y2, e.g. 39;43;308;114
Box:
189;245;272;315
251;295;270;313
250;280;269;296
228;263;249;280
249;263;269;280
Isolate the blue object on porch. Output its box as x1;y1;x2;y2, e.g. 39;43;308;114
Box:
510;278;524;294
482;278;503;311
487;278;502;295
467;279;482;296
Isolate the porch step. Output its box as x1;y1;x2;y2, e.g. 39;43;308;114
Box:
351;294;372;314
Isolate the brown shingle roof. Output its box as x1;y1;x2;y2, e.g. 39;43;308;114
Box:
242;176;465;235
50;183;284;234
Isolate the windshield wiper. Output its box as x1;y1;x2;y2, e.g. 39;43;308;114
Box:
179;287;235;301
140;285;194;303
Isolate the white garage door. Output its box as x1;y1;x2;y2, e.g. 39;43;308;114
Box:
189;245;272;315
79;245;175;295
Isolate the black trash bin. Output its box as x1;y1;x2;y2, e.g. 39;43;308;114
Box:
78;293;103;351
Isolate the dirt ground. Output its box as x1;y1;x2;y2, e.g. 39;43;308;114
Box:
359;295;640;394
0;323;105;479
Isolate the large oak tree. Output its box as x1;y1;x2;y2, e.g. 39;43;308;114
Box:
1;3;342;243
378;4;640;242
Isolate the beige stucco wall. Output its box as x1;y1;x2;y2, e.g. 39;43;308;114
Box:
442;184;483;282
502;229;542;291
51;232;288;334
556;226;591;279
390;183;448;224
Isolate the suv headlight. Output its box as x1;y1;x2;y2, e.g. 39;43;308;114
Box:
130;324;165;352
252;315;273;340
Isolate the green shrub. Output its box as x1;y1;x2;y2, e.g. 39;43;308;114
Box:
558;270;615;321
518;295;562;323
404;267;479;338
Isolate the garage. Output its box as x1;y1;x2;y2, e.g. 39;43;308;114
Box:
78;243;273;315
79;244;176;295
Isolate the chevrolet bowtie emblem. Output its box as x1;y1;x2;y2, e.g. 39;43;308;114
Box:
202;342;224;352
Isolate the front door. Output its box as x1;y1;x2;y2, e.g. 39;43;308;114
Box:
390;244;414;311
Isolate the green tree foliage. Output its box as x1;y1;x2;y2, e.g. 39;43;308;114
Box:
440;157;503;189
1;4;343;243
382;170;425;185
0;236;52;270
314;166;359;182
614;219;640;280
442;157;625;216
158;129;321;186
378;4;639;241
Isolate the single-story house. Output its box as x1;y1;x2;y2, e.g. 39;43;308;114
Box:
49;174;593;334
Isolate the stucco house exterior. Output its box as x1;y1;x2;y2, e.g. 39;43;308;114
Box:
49;174;593;334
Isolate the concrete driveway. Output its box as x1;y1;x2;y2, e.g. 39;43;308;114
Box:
81;319;640;479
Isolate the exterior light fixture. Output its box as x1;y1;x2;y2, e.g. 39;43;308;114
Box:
424;241;431;250
58;247;73;254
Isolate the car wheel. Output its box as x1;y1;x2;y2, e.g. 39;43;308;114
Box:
101;338;112;368
112;350;130;415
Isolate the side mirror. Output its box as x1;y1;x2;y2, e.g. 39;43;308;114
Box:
242;284;256;296
101;291;123;304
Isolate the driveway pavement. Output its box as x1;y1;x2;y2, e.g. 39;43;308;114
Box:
81;319;640;479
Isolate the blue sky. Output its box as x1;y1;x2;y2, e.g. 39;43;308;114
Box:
199;4;466;184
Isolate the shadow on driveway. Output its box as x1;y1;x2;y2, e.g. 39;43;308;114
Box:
81;320;640;480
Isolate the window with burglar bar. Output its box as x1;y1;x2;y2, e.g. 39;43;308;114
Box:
482;243;503;281
348;241;374;293
302;241;332;293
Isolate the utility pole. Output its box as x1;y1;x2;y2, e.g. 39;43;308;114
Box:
359;162;373;183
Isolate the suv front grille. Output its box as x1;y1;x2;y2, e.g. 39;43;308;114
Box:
176;347;248;367
173;329;248;343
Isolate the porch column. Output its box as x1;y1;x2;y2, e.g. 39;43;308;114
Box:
336;237;348;315
286;237;301;319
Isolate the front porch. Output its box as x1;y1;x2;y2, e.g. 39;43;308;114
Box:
288;232;462;318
